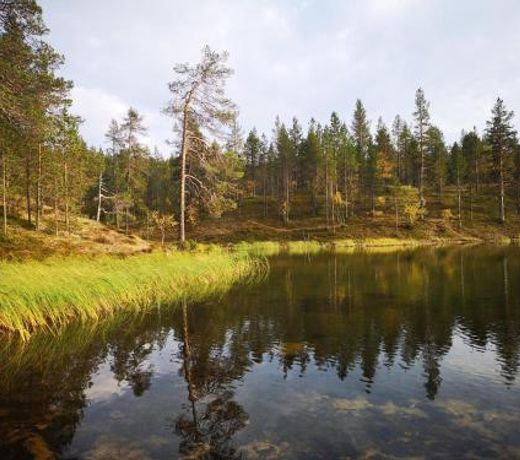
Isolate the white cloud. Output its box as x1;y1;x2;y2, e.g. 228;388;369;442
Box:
41;0;520;151
71;86;128;148
368;0;420;15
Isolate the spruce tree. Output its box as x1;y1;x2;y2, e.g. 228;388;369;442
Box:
485;98;517;223
413;88;431;207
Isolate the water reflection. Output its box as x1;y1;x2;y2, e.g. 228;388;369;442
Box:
0;246;519;458
174;300;248;458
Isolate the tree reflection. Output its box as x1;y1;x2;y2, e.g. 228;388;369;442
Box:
173;299;249;458
252;246;520;398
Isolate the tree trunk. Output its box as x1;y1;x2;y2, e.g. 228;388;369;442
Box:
475;154;480;194
179;109;189;244
96;171;103;222
499;154;505;223
325;159;329;228
394;197;399;230
331;181;335;233
115;199;120;229
419;131;425;207
343;159;348;222
25;153;32;225
397;148;401;184
54;175;59;236
516;173;520;215
36;143;42;231
263;167;267;217
371;183;375;214
457;170;462;229
469;183;473;221
285;168;290;223
349;169;355;217
63;156;70;235
2;150;7;237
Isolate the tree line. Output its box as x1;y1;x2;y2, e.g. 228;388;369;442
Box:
242;92;519;230
1;0;519;244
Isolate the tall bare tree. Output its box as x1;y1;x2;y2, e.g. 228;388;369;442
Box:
164;45;236;243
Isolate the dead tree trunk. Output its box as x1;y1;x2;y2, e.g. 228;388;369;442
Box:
96;171;103;223
25;153;32;225
179;109;189;244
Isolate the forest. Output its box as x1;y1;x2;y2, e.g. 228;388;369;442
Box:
1;0;520;248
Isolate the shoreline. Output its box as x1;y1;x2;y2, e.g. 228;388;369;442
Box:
0;237;516;339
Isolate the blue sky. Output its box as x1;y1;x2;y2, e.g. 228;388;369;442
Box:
40;0;520;152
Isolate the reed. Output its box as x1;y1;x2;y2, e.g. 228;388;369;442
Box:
0;250;263;339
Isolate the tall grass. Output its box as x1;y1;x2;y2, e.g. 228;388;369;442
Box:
0;250;264;339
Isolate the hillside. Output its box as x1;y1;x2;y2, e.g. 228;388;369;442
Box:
0;217;152;260
2;187;520;261
190;188;520;244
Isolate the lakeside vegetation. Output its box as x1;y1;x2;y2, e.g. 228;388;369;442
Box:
0;249;263;339
0;235;471;339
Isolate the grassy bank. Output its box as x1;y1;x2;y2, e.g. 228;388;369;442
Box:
234;238;446;256
0;249;263;339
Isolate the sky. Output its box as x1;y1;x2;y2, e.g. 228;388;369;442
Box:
39;0;520;153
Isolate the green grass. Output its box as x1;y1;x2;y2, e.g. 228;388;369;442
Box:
359;238;423;247
286;240;324;254
0;249;264;339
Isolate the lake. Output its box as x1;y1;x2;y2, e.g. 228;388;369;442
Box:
1;246;519;459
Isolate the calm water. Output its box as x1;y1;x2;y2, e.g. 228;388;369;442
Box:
1;246;520;459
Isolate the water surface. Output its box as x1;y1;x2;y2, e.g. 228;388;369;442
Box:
1;246;520;459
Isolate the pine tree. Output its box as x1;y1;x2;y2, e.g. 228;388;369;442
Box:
243;128;261;196
164;45;236;243
276;122;292;224
120;108;148;233
301;120;321;215
485;98;517;223
449;142;465;228
392;115;404;184
351;99;371;211
427;126;447;199
413;88;431;207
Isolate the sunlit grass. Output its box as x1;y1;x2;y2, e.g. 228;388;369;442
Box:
0;250;264;339
234;238;427;257
286;240;323;254
360;238;422;247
